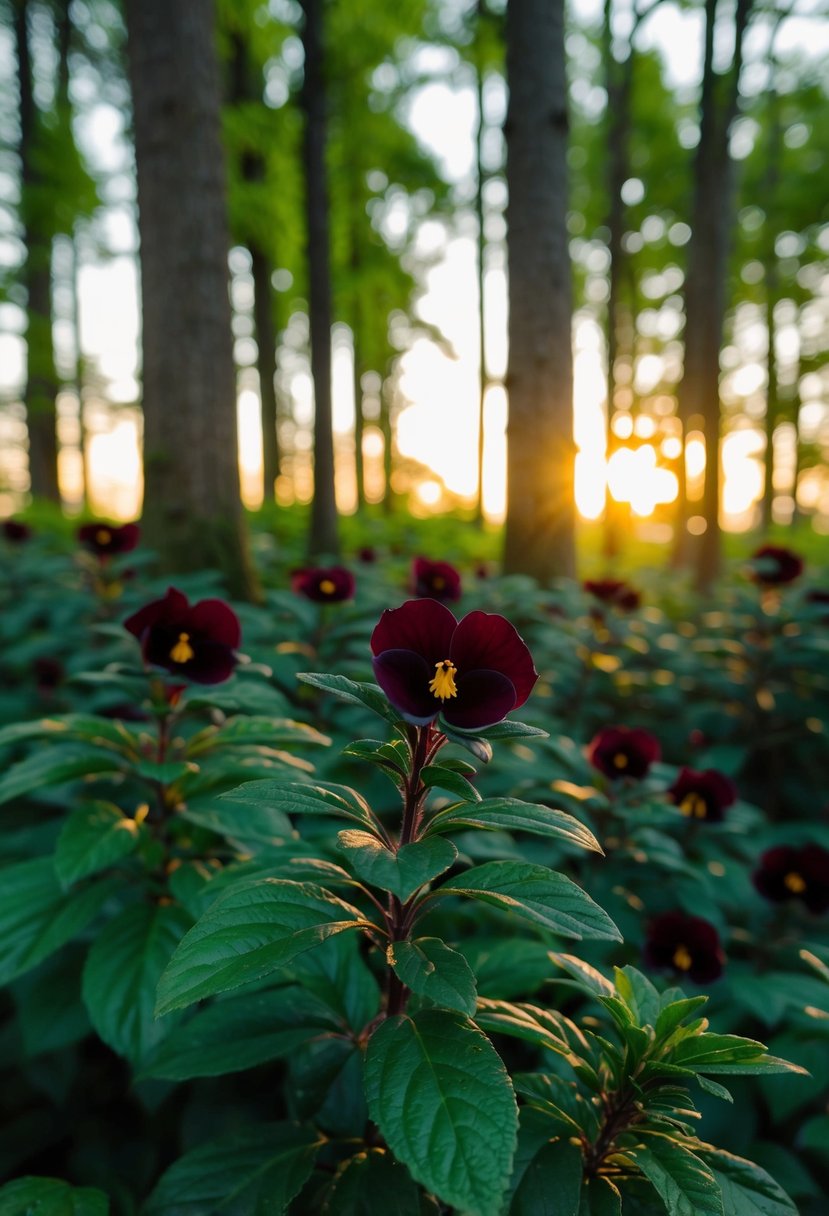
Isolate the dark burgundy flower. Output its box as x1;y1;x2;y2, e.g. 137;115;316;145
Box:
588;726;661;779
748;545;803;587
291;566;355;603
668;767;737;823
370;598;537;730
806;589;829;623
644;911;725;983
357;546;377;564
99;702;150;723
583;578;640;611
33;657;64;691
124;587;240;684
412;557;462;602
3;519;32;543
752;844;829;914
78;521;141;558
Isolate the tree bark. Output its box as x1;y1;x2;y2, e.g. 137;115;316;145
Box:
300;0;339;557
251;247;280;504
14;0;61;504
760;47;782;534
474;0;488;527
672;0;751;588
503;0;576;582
124;0;258;600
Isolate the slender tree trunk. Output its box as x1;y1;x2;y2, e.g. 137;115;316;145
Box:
474;0;488;526
251;246;280;503
15;0;61;503
300;0;339;557
760;57;781;534
381;376;394;515
672;0;751;588
503;0;576;582
125;0;258;600
352;327;366;511
791;375;803;523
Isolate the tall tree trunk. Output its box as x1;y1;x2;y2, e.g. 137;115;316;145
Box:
15;0;61;504
760;50;781;534
672;0;751;588
503;0;576;582
300;0;339;557
251;247;280;505
352;325;366;511
474;0;488;527
380;376;394;515
124;0;258;600
601;0;636;559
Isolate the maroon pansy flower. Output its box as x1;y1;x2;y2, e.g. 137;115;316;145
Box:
291;566;355;603
357;546;377;564
3;519;32;543
588;726;661;779
78;521;141;558
412;557;462;602
583;578;640;611
644;911;725;983
752;844;829;914
748;545;803;587
668;767;737;823
124;587;240;684
370;598;537;730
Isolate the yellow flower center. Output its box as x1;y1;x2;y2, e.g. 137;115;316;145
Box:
429;659;458;701
672;944;693;971
96;528;111;545
784;871;806;894
680;792;708;819
319;578;336;595
170;632;195;663
432;575;446;590
613;752;629;770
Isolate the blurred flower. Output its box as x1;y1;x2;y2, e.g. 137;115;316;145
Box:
3;519;32;543
748;545;803;587
33;657;64;691
588;726;661;779
78;521;141;559
752;844;829;914
291;565;355;603
475;562;490;580
412;557;462;602
806;589;829;623
668;767;737;823
583;578;640;611
371;598;537;730
124;587;240;684
644;910;725;983
357;546;377;563
99;702;150;722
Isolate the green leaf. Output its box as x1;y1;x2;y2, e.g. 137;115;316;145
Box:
0;860;115;985
134;759;196;785
696;1146;798;1216
426;797;601;853
655;997;710;1042
364;1009;518;1216
337;830;457;901
341;737;409;774
510;1137;582;1215
0;1177;109;1216
155;878;373;1015
219;780;382;834
578;1178;623;1216
82;903;190;1065
440;725;493;764
430;862;621;941
296;672;401;723
420;764;482;802
615;966;661;1028
448;719;549;741
0;747;125;807
320;1149;429;1214
629;1133;723;1216
54;802;140;885
0;713;139;756
177;797;295;849
144;1124;320;1216
696;1075;733;1103
550;953;615;998
672;1034;808;1076
389;937;478;1016
185;715;330;756
142;986;338;1080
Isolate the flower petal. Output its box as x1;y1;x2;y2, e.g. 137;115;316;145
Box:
372;648;439;724
370;599;457;665
443;669;517;730
189;598;242;648
186;642;238;684
449;611;537;708
124;587;189;640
